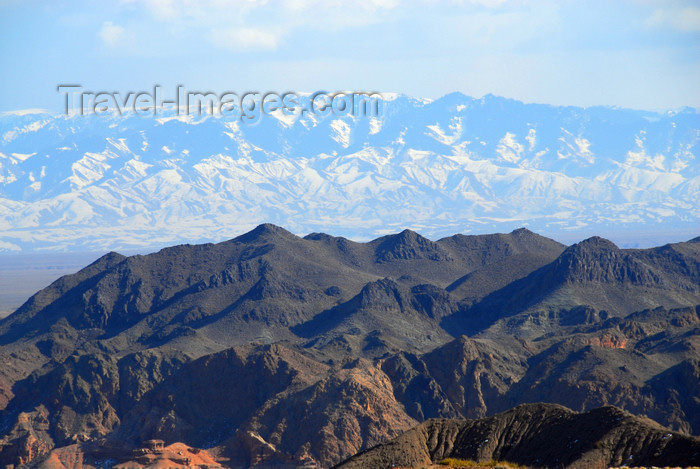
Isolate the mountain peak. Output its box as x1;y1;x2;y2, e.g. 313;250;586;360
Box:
397;228;421;241
303;232;332;241
432;91;471;106
233;224;295;244
553;236;667;286
357;278;405;310
510;227;537;238
374;230;452;262
575;236;619;250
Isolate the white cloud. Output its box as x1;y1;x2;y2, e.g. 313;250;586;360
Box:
435;0;507;7
99;21;127;46
145;0;180;20
209;27;280;51
647;6;700;32
282;0;399;12
119;0;183;19
370;0;400;8
467;0;507;7
127;0;400;31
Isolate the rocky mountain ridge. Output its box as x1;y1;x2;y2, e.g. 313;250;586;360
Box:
1;93;698;252
0;225;698;467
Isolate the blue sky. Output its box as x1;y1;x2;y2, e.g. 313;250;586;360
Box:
1;0;699;113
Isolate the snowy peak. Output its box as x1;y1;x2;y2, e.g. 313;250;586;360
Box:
0;94;698;252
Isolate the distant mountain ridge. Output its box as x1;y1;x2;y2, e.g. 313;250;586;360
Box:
1;93;698;252
0;225;699;468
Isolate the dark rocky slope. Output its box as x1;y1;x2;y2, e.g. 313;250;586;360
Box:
1;225;699;468
334;403;700;469
445;236;700;335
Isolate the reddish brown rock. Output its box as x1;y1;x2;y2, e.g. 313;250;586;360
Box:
0;406;54;466
113;441;221;469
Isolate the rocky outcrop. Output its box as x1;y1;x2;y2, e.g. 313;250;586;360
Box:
112;441;222;469
0;406;54;466
233;358;418;468
374;229;454;263
334;403;700;469
0;353;121;463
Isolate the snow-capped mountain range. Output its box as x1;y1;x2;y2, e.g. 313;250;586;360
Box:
1;93;698;252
